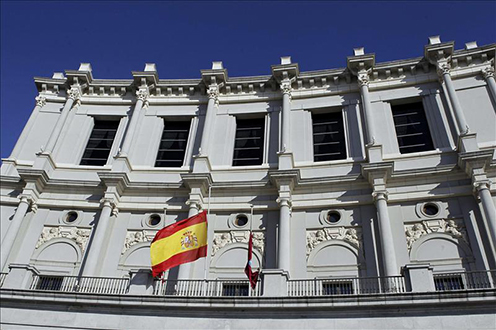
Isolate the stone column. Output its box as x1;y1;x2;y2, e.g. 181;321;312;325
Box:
437;62;469;135
357;71;377;145
44;88;80;153
119;88;149;156
0;196;32;270
82;199;115;276
475;181;496;249
199;85;219;155
373;191;399;276
482;66;496;103
177;201;200;280
10;96;46;159
280;80;292;151
277;197;292;274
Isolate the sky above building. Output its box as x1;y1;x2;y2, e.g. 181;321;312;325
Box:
1;1;495;160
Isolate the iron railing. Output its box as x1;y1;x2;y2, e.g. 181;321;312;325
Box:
153;279;262;297
0;273;7;288
29;274;130;294
433;270;496;291
288;276;406;296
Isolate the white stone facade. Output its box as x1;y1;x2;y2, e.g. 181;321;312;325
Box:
1;36;495;329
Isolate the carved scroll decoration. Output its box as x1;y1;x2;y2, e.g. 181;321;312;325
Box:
35;226;91;253
404;219;468;251
306;226;362;258
212;231;265;256
121;230;157;254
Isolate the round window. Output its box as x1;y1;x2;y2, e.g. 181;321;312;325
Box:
148;214;161;227
326;211;341;224
422;203;439;217
234;214;249;227
65;211;79;223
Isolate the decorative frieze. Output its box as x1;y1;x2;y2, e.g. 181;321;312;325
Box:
35;96;46;108
122;230;157;254
212;231;265;256
404;219;467;251
306;226;362;257
35;226;91;253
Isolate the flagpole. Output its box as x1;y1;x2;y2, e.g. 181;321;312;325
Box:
203;184;212;281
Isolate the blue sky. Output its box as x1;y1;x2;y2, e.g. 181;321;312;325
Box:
1;1;495;159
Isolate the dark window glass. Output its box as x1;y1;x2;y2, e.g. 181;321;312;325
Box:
322;281;354;295
36;276;64;291
232;118;265;166
80;120;119;166
222;283;249;296
391;102;434;154
155;120;191;167
434;275;464;291
312;112;346;162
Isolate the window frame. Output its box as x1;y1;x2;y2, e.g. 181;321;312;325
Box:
79;118;121;167
389;100;436;155
310;108;348;163
231;116;267;167
154;117;194;168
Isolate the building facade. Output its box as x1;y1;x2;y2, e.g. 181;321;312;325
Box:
1;36;495;329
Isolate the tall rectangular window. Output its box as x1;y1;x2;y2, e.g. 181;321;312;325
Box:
312;112;346;162
80;120;119;166
232;117;265;166
155;120;191;167
391;102;434;154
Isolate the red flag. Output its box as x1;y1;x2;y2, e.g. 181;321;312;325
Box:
244;232;259;289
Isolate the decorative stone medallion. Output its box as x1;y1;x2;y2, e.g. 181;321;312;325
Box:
122;230;157;254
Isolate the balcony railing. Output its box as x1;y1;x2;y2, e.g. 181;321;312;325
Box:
433;270;496;291
288;276;406;296
29;274;130;295
153;279;262;297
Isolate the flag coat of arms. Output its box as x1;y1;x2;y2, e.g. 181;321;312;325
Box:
150;210;207;278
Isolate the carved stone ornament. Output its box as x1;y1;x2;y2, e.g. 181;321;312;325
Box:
280;80;293;99
35;226;91;253
482;66;495;80
207;85;220;106
136;89;150;108
404;219;468;251
306;226;362;257
212;231;265;256
67;88;81;101
35;96;47;108
122;230;157;254
436;60;451;77
357;72;370;87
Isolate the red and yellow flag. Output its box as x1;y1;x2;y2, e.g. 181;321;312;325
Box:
150;211;207;278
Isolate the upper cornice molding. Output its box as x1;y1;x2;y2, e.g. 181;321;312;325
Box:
33;38;495;101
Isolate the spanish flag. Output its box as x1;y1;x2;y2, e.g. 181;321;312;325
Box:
150;211;208;278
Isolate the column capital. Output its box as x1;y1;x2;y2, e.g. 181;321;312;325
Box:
474;180;492;192
67;87;81;105
482;66;495;80
372;190;389;202
357;70;370;87
136;88;150;108
185;199;201;210
35;96;46;108
276;197;292;208
436;59;451;78
280;80;293;98
207;84;220;106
